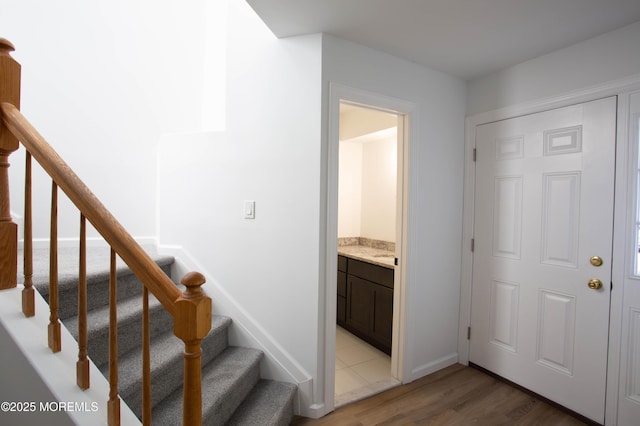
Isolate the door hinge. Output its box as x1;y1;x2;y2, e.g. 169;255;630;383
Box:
471;238;475;252
611;281;613;291
394;257;398;266
473;148;477;162
467;326;471;340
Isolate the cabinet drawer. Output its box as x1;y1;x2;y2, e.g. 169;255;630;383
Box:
348;258;394;288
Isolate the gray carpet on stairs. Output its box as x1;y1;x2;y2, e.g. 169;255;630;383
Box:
17;246;296;425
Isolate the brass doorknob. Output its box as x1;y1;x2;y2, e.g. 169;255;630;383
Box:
588;279;603;290
590;256;603;267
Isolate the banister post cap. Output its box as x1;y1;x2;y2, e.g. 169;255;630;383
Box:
0;38;15;56
180;271;206;298
181;271;206;288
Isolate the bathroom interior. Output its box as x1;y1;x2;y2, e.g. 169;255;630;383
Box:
335;102;402;406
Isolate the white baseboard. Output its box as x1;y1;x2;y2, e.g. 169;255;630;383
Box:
409;352;459;382
157;244;314;416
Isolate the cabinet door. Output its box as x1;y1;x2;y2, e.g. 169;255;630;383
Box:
346;275;373;336
371;285;393;352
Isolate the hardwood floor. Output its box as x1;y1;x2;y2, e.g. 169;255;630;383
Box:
291;364;589;425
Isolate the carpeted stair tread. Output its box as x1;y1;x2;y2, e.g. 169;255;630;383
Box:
152;346;263;425
111;315;232;417
226;379;297;426
63;292;173;367
25;247;174;295
64;292;165;339
31;249;174;321
23;247;298;424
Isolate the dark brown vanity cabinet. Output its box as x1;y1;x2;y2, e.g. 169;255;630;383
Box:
337;255;394;355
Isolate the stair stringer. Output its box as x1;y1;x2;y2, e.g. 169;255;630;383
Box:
0;285;140;426
159;244;318;418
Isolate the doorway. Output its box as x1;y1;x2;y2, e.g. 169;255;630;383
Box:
323;83;413;414
469;97;617;423
334;102;402;405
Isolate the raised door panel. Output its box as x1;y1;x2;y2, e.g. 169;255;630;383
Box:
372;285;393;354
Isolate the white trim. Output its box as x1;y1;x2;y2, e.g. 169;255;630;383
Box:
459;74;640;426
409;352;458;381
323;82;415;416
630;107;640;279
613;89;640;425
391;112;410;381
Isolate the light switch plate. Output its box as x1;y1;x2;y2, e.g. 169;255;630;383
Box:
244;200;255;219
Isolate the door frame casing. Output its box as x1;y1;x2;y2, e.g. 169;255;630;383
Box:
458;73;640;426
322;82;414;414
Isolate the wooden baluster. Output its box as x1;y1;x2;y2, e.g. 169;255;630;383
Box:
108;248;120;425
0;38;20;290
48;181;61;352
174;272;211;426
76;214;89;389
22;151;34;316
142;286;151;425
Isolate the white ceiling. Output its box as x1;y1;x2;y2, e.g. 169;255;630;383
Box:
246;0;640;80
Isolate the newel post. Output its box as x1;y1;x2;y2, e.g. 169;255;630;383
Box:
0;38;20;290
174;272;212;426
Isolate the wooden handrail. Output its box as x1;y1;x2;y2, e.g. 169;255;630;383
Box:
0;102;182;314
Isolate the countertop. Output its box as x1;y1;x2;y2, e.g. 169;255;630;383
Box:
337;245;395;268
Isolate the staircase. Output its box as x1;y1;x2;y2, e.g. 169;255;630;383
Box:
0;38;299;425
28;247;296;425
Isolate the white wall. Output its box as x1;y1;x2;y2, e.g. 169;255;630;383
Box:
322;34;467;386
1;0;209;241
337;141;362;238
157;0;323;414
467;20;640;115
360;137;397;242
338;136;397;242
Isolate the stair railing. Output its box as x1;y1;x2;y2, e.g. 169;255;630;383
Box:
0;39;211;426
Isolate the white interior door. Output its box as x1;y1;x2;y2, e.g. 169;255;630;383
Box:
469;97;617;423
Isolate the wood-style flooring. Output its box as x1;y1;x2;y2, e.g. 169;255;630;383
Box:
291;364;590;425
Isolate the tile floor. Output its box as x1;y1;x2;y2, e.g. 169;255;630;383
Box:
334;326;400;407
